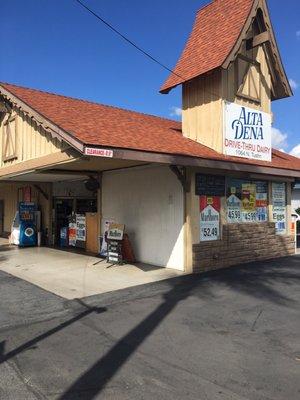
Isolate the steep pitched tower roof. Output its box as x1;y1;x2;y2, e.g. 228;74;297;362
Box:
160;0;291;98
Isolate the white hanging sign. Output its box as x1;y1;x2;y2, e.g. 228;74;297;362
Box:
84;147;114;158
272;182;286;234
223;102;272;162
200;196;220;241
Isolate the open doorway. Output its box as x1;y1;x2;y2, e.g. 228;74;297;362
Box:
54;198;74;246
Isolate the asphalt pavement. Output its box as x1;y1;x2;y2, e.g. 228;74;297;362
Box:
0;255;300;399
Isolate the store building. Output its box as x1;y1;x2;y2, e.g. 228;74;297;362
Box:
292;184;300;213
0;0;300;272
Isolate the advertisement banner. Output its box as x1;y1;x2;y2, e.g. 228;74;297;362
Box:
227;194;242;223
255;181;268;221
199;196;220;241
241;183;257;222
76;214;86;242
100;219;115;256
68;223;76;246
224;102;272;161
107;223;125;241
23;186;31;203
226;179;268;223
272;182;286;234
19;202;36;222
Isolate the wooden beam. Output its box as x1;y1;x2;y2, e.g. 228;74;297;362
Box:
110;148;300;179
246;31;270;50
33;184;49;201
0;150;81;179
40;169;95;176
169;165;190;192
236;92;261;104
236;54;260;68
0;103;7;113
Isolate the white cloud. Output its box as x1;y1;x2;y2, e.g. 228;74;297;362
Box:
271;127;288;150
297;30;300;38
169;106;182;118
290;144;300;158
289;78;298;90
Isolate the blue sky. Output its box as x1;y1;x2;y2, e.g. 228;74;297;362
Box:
1;0;299;155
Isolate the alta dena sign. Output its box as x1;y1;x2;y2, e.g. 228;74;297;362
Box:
223;102;272;162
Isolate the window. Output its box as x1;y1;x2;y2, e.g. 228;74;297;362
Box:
2;114;17;161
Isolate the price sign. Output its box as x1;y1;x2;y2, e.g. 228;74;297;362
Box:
199;196;220;242
242;211;257;222
272;183;286;234
227;194;242;223
107;240;123;264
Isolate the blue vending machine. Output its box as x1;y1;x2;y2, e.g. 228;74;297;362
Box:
19;202;37;247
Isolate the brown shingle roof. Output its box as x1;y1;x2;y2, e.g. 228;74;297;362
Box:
1;82;300;173
160;0;255;93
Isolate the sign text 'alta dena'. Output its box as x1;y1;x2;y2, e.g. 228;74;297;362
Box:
223;102;272;162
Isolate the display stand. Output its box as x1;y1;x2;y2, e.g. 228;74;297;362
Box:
106;239;123;267
106;223;125;268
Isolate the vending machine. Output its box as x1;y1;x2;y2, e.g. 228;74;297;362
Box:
18;202;37;247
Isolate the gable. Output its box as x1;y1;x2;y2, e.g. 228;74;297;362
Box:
224;0;291;101
0;104;68;168
161;0;291;100
223;40;272;114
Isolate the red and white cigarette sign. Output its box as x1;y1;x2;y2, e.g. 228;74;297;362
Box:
199;196;220;242
84;147;114;158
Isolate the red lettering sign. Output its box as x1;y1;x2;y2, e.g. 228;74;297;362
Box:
84;147;114;158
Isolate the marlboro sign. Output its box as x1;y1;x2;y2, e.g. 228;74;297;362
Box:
199;196;220;242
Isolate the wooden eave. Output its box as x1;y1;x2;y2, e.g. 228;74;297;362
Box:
222;0;292;100
1;83;299;180
0;84;84;153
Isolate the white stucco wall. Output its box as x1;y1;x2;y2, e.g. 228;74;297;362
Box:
292;189;300;213
102;165;184;270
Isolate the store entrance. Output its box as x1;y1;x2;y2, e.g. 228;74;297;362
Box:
53;197;98;252
54;199;74;246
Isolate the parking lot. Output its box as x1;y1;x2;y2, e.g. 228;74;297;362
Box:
0;253;299;399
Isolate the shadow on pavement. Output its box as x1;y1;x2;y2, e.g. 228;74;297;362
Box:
1;256;299;399
0;300;107;365
58;257;300;399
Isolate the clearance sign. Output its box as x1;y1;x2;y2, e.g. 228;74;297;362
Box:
223;102;272;162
